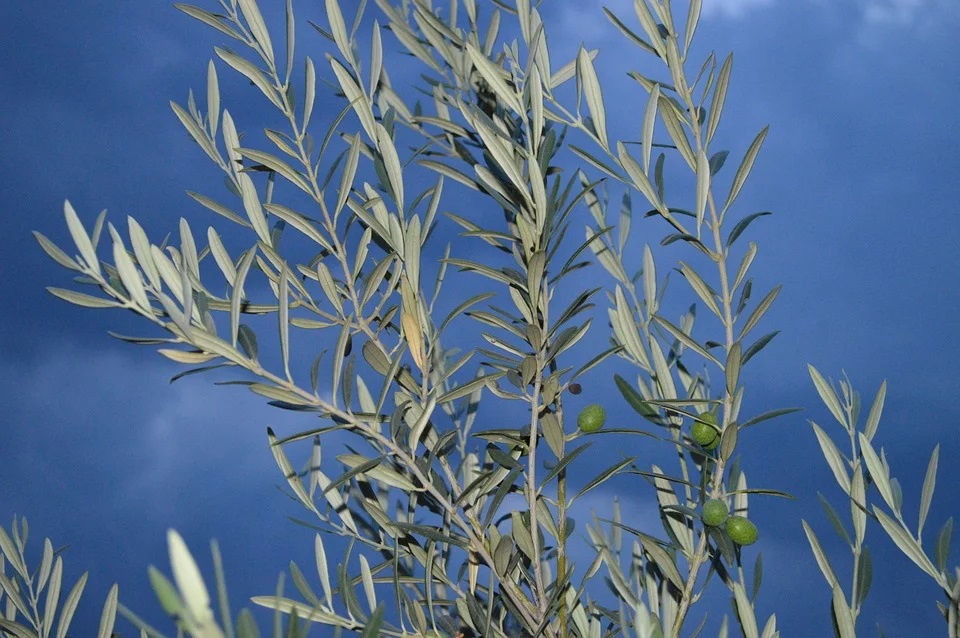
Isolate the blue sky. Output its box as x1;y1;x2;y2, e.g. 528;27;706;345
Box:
2;0;959;636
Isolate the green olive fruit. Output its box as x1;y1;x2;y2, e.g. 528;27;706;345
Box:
578;404;606;433
702;499;729;527
691;412;720;450
726;515;759;546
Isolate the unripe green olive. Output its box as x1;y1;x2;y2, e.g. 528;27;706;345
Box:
577;404;606;433
691;411;720;450
702;499;729;527
726;515;759;546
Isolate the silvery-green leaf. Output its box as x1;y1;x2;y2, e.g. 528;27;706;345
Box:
616;142;667;218
0;620;35;638
726;341;742;395
47;288;120;309
629;0;667;57
171;101;221;165
801;520;839;588
873;507;943;584
238;148;311;194
678;262;722;319
723;126;768;213
683;0;702;54
831;585;855;638
38;537;55;595
64;201;100;276
238;0;274;65
850;467;867;545
187;191;247;227
858;434;898;514
303;56;317;129
230;248;256;348
738;285;780;338
918;444;939;538
329;58;376;142
206;59;220;137
653;315;722;368
652;465;693;556
175;4;244;41
577;46;607;148
278;266;291;380
733;581;759;638
573;457;635;503
325;0;350;61
0;572;30;619
215;48;281;109
733;241;757;293
466;44;522;115
168;530;215;628
811;423;850;493
720;419;738;462
649;337;677;404
817;493;851;546
935;518;952;573
358;555;376;613
707;53;732;143
34;231;80;271
657;95;695;169
863;380;886;442
110;227;150;310
809;366;847;428
641;84;660;172
374;123;403;212
695;149;710;232
267;428;324;521
237;174;270;244
314;534;333;610
54;572;87;638
96;583;119;638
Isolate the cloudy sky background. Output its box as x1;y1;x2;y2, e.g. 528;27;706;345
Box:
2;0;959;635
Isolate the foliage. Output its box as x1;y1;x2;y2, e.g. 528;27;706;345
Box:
22;0;959;636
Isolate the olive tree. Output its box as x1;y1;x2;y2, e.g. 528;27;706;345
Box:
10;0;958;637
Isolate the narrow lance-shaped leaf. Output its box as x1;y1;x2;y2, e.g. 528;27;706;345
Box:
238;0;275;65
215;48;281;109
801;520;839;589
64;200;100;277
811;422;850;493
325;0;350;61
96;583;119;638
279;266;291;381
809;365;847;428
918;444;939;539
863;379;886;442
695;149;710;233
874;507;943;584
577;45;607;148
55;571;89;638
706;53;732;143
723;126;768;213
206;59;220;137
858;434;899;515
831;585;855;638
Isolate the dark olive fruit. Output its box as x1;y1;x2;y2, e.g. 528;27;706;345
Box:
569;383;582;395
577;404;606;433
702;499;729;527
726;515;759;546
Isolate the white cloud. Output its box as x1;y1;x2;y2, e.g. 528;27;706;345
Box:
700;0;776;19
863;0;931;26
